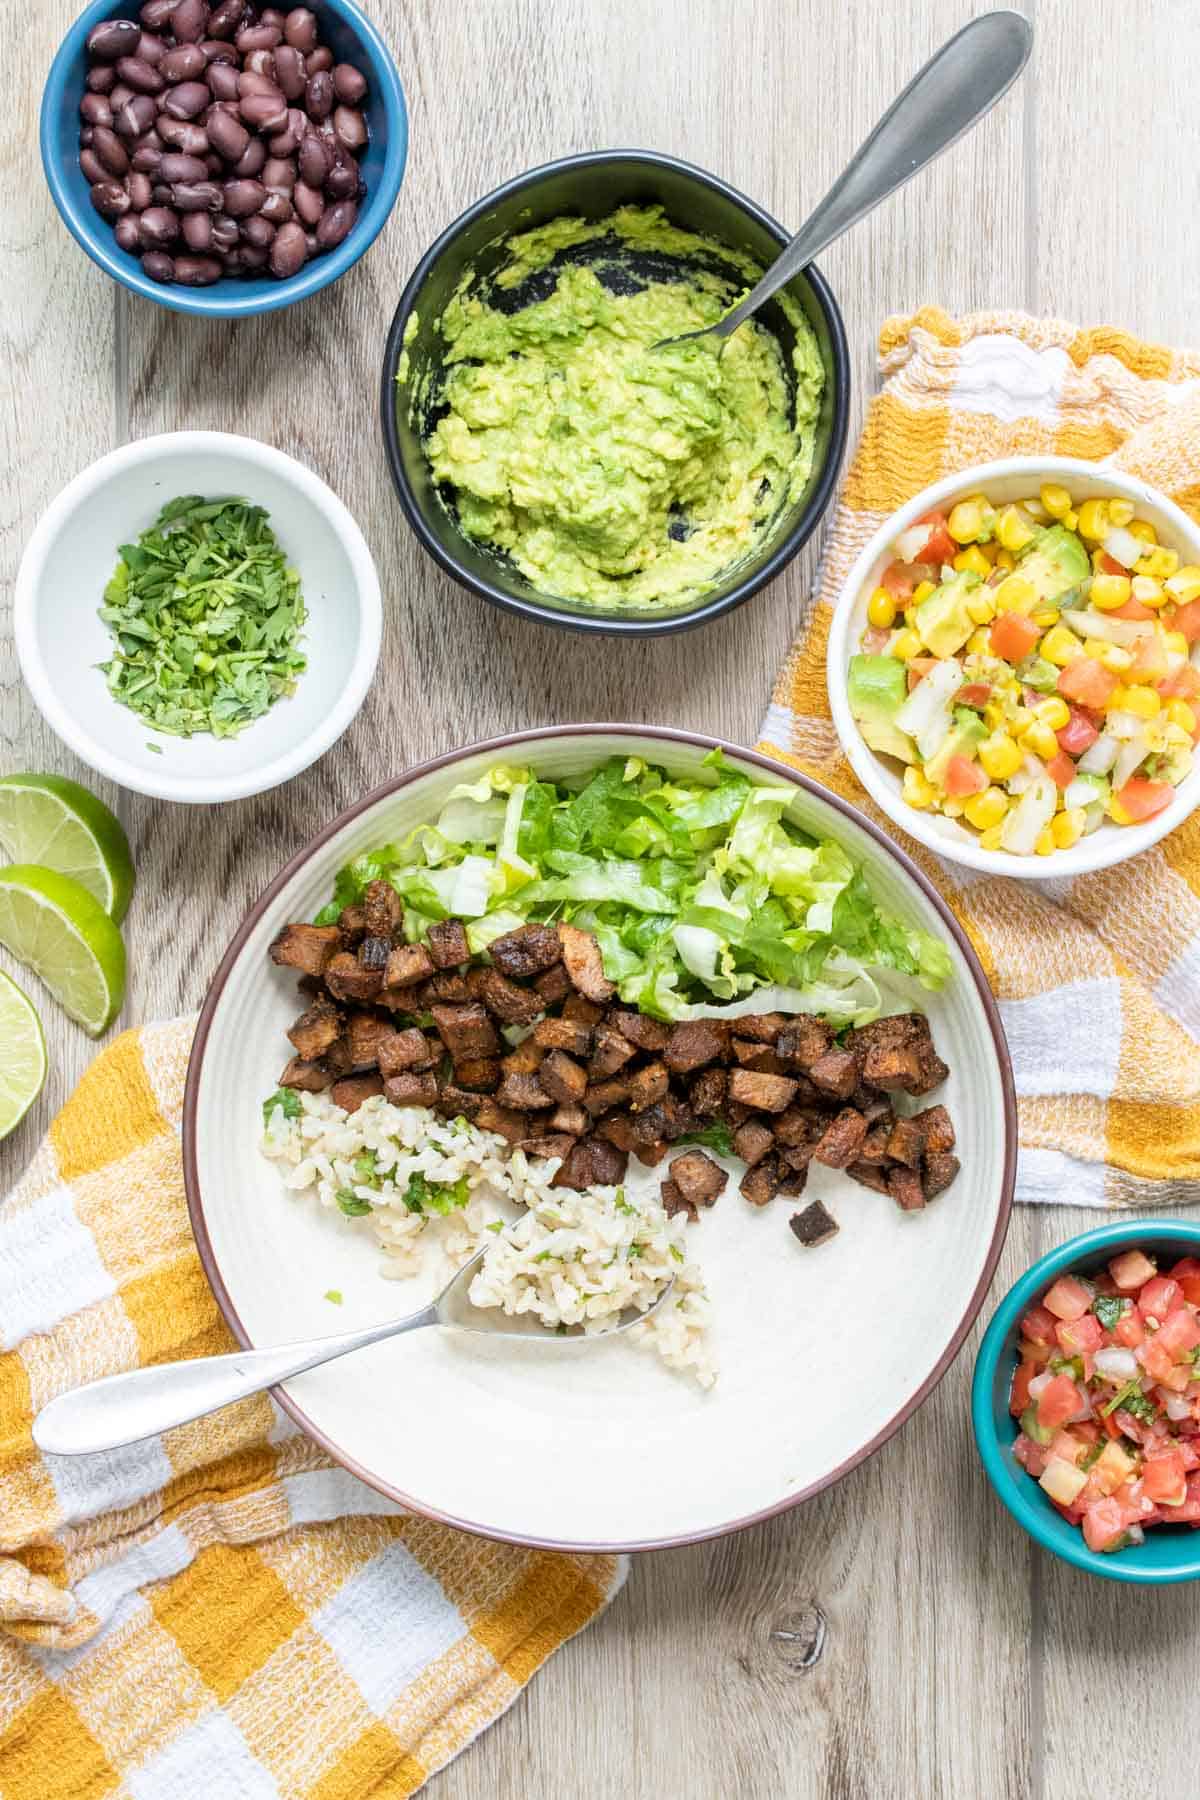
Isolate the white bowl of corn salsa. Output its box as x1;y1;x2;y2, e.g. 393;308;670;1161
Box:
827;458;1200;877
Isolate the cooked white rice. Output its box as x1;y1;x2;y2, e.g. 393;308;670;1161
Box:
260;1090;715;1386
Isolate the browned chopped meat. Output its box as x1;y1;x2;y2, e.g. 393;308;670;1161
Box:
377;1028;437;1076
589;1023;637;1079
852;1014;949;1097
923;1152;961;1199
732;1119;775;1167
813;1107;869;1169
269;921;341;977
725;1100;753;1128
337;905;367;948
279;1056;332;1092
858;1118;895;1164
466;965;544;1025
383;1071;439;1107
886;1116;925;1169
518;1133;578;1162
779;1141;817;1173
611;1010;670;1053
582;1077;634;1116
775;1016;833;1071
733;1012;787;1044
594;1111;636;1152
557;923;615;1002
845;1160;892;1195
728;1069;799;1113
453;1057;502;1091
538;1050;588;1106
553;1137;628;1189
344;1013;397;1071
630;1096;692;1144
688;1066;728;1116
322;1035;355;1078
777;1165;810;1198
286;996;342;1061
888;1166;926;1211
731;1039;785;1074
534;963;573;1005
419;971;471;1004
789;1199;838;1246
562;994;605;1025
474;1098;528;1142
911;1103;956;1155
660;1177;694;1222
363;879;403;941
385;944;435;988
437;1085;483;1120
501;1039;544;1076
549;1102;588;1137
740;1154;783;1206
772;1106;817;1148
663;1020;725;1075
668;1149;727;1210
627;1061;669;1112
359;937;393;975
330;1074;383;1113
296;974;324;998
378;984;424;1016
488;923;562;979
325;952;384;1003
808;1048;859;1100
634;1139;669;1167
430;1002;499;1061
427;918;469;968
495;1070;553;1111
532;1016;593;1056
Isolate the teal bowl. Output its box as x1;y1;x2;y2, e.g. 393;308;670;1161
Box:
972;1219;1200;1585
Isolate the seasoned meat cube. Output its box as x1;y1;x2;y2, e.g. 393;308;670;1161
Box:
733;1012;787;1044
852;1014;949;1097
495;1070;553;1111
286;996;342;1061
689;1066;728;1116
855;1114;895;1163
344;1013;397;1071
725;1100;753;1128
431;1002;499;1061
539;1050;588;1106
501;1039;544;1076
582;1077;634;1116
534;963;573;1006
777;1165;810;1198
627;1061;669;1112
533;1017;594;1056
808;1048;859;1100
377;1027;437;1077
732;1119;775;1167
378;985;424;1016
557;923;615;1002
732;1040;785;1074
611;1010;670;1054
419;971;471;1003
436;1085;483;1120
562;994;605;1025
668;1149;728;1210
489;923;562;979
846;1160;892;1195
813;1108;869;1169
453;1058;502;1091
923;1152;961;1199
630;1096;692;1144
550;1102;588;1137
363;878;403;941
330;1074;383;1113
322;1035;355;1078
773;1106;818;1149
279;1056;331;1093
663;1020;724;1075
779;1141;817;1173
740;1154;783;1206
518;1134;578;1163
383;1071;439;1107
660;1177;694;1222
888;1166;926;1211
886;1117;925;1168
426;917;469;968
911;1104;956;1155
728;1070;799;1113
386;944;435;988
269;921;341;977
325;953;383;1003
634;1139;669;1167
553;1136;628;1189
467;965;543;1025
337;905;367;947
589;1023;637;1079
474;1098;528;1142
594;1111;636;1152
358;935;393;973
775;1016;833;1071
789;1199;838;1247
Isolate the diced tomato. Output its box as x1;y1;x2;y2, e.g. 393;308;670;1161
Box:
1114;777;1173;823
1157;664;1200;700
1055;1312;1103;1355
1083;1497;1128;1552
1049;1431;1086;1466
1171;598;1200;644
1110;597;1156;621
1045;751;1077;790
1057;657;1118;708
880;561;916;602
1155;1306;1200;1360
1142;1449;1189;1506
1179;1441;1200;1473
1174;1473;1200;1523
1137;1275;1184;1322
1020;1303;1059;1347
1128;634;1169;684
1013;1433;1049;1478
1037;1373;1085;1430
1136;1336;1179;1384
1010;1357;1039;1417
907;657;939;691
863;626;891;654
895;510;957;567
990;612;1042;662
1110;1249;1157;1292
1043;1276;1093;1322
1056;707;1099;755
944;755;988;797
1114;1308;1146;1348
1167;1256;1200;1306
956;682;992;708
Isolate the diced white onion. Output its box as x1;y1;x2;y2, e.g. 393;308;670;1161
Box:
1105;710;1143;741
1082;801;1106;835
1094;1347;1138;1382
1028;1370;1053;1399
1061;608;1152;647
1078;732;1118;775
1113;732;1150;789
1164;1391;1194;1421
1000;776;1058;855
1065;777;1105;809
1126;1524;1145;1546
1103;525;1145;571
895;657;963;761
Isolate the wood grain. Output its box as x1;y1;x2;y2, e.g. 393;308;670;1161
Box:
3;1;1199;1795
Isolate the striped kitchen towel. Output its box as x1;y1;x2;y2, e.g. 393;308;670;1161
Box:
760;308;1200;1208
0;1020;624;1798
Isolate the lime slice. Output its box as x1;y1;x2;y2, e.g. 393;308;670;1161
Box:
0;775;134;923
0;968;47;1139
0;867;126;1037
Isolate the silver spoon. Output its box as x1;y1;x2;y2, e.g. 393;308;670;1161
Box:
32;1246;676;1457
654;9;1033;352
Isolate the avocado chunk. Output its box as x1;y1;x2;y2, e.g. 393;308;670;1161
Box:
847;655;915;764
912;570;980;658
1018;524;1090;605
924;705;988;788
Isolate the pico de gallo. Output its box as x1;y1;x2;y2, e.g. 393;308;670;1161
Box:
848;483;1200;856
1010;1248;1200;1553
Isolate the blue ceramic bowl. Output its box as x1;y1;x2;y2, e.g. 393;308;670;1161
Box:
973;1219;1200;1585
40;0;407;317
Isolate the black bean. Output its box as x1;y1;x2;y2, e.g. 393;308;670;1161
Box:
305;45;332;75
241;92;288;131
86;66;117;94
160;152;208;182
296;133;328;186
109;83;134;108
210;212;239;251
92;126;130;176
206;108;250;161
151;183;173;204
90;180;131;219
222;177;265;216
237;243;269;270
237;70;281;99
171;180;223;212
87;19;141;61
206;60;240;100
81;93;113;127
140;204;181;244
157;118;208;153
325;151;358;199
174;254;223;285
131;143;163;172
163;81;211;119
206;0;242;38
182;210;213;250
305;70;332;119
205;152;222;175
262;155;296;191
115;93;157;139
170;0;210;45
114;56;164;94
142;249;176;281
236;23;281;52
274;45;306;100
303;229;318;256
259;190;292;224
79;148;109;186
284;9;317;53
136;32;167;66
332;106;366;151
80;126;95;149
269;219;306;276
115;213;142;251
200;37;238;64
243;49;277;78
315;196;356;250
140;1;180;28
262;8;287;26
161;44;207;82
242;213;275;248
267;108;306;156
128;171;154;209
332;64;367;106
233;137;266;176
292;179;323;225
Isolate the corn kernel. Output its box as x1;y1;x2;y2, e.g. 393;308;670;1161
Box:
1052;807;1087;849
1040;483;1072;520
941;799;966;818
1126;518;1157;545
995;505;1037;553
1034;696;1071;731
1108;796;1135;825
1085;639;1133;672
948;499;986;544
1062;509;1079;531
1009;705;1033;734
1031;609;1059;629
1035;828;1056;856
1041;624;1084;666
965;592;996;625
1131;575;1167;609
1163;629;1190;657
954;545;992;577
1110;684;1161;719
1022;721;1061;760
982;701;1007;731
1144;719;1169;752
967;628;992;656
1137;547;1179;579
902;766;935;809
979;825;1005;851
963;786;1009;830
979;732;1024;781
868;587;897;629
1106;498;1135;527
1090;572;1132;611
1077;498;1110;541
1167;699;1197;734
993;547;1016;571
1165;565;1200;603
911;579;937;604
889;628;922;661
992;575;1037;615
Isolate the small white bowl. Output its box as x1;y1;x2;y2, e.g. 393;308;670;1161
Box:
15;432;382;805
827;456;1200;879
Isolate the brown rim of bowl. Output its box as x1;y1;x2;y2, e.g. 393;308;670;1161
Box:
183;724;1017;1553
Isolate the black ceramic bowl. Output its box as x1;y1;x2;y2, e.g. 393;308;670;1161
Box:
379;150;850;636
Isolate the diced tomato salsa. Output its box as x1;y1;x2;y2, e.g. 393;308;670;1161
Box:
1009;1248;1200;1552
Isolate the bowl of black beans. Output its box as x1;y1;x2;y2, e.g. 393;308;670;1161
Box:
42;0;408;315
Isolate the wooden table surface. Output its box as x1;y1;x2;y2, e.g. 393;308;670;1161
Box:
5;3;1200;1794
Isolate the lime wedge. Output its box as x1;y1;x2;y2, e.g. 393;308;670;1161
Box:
0;774;134;923
0;968;47;1139
0;866;126;1037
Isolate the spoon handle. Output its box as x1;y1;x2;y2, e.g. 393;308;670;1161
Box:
32;1305;437;1457
715;10;1032;338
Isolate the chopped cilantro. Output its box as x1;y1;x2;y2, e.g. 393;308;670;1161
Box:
1078;1440;1104;1472
1100;1376;1156;1422
262;1087;301;1127
400;1171;470;1216
669;1244;684;1264
628;1243;645;1258
1049;1353;1085;1382
324;1289;343;1305
146;741;163;754
678;1120;734;1157
613;1187;637;1216
485;1220;505;1234
335;1190;372;1217
1123;1390;1160;1424
353;1151;382;1189
534;1250;559;1263
1091;1294;1128;1331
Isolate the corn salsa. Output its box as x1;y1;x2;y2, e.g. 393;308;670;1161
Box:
848;484;1200;855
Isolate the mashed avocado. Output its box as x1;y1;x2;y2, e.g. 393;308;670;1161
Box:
409;207;825;610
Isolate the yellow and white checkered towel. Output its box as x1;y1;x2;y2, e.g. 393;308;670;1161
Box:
0;1020;624;1798
760;308;1200;1208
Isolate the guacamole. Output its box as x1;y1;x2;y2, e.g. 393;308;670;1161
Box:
409;207;825;610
